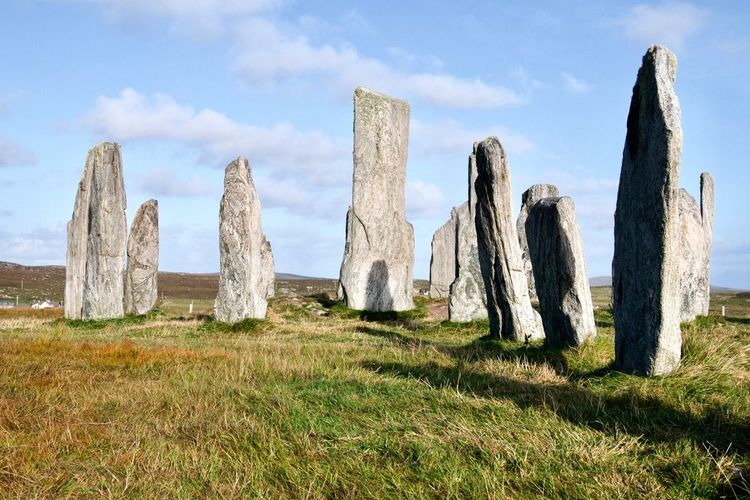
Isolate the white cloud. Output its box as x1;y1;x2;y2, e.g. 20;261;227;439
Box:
231;18;524;109
255;176;347;220
406;180;447;219
619;2;709;49
0;226;66;265
83;88;349;186
561;72;593;94
411;119;535;157
0;137;35;167
139;167;217;198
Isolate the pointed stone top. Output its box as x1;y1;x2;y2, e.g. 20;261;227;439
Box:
521;184;560;206
643;45;678;83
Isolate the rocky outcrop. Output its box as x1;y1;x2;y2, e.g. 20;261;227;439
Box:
124;200;159;315
678;172;715;321
214;157;273;322
474;136;543;341
612;45;682;376
429;214;457;299
526;197;596;347
337;87;414;311
517;184;559;299
64;142;127;320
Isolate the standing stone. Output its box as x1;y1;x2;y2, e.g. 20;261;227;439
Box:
517;184;560;300
337;87;414;311
261;236;275;299
612;45;682;376
124;199;159;315
526;197;596;347
449;147;487;322
215;157;273;322
429;214;457;299
65;142;127;320
678;173;715;321
474;136;544;341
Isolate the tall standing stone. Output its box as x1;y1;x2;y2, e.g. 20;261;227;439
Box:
678;173;715;321
337;87;414;311
517;184;559;300
215;157;274;322
261;236;275;299
612;45;682;376
64;142;127;320
474;136;543;341
526;197;596;347
429;213;457;299
125;199;159;315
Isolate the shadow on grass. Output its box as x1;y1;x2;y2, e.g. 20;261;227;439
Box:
359;359;750;456
198;317;268;333
56;310;163;330
308;295;428;327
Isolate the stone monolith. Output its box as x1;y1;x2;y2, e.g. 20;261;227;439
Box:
474;136;543;341
215;157;273;322
612;45;682;376
517;184;559;299
125;199;159;315
699;172;715;314
526;197;596;347
64;142;127;320
429;214;457;299
337;87;414;311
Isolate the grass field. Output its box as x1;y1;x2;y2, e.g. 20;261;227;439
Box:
0;294;748;498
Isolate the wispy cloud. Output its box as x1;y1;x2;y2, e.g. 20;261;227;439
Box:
0;137;35;167
411;119;535;157
138;167;217;198
561;72;593;94
406;180;448;219
618;2;709;49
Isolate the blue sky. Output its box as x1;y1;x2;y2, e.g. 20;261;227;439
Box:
0;0;748;288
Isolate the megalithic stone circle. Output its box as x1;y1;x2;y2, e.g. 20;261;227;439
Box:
429;213;457;299
517;184;560;300
124;199;159;315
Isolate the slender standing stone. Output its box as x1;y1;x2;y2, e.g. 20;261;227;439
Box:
429;214;457;299
474;136;543;341
517;184;560;299
125;199;159;315
449;147;487;322
699;172;715;315
526;197;596;347
613;45;682;376
337;87;414;311
65;142;127;320
261;236;275;299
215;157;273;322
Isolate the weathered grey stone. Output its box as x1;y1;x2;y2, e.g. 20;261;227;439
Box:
526;197;596;347
429;214;457;299
678;173;715;321
261;236;275;299
517;184;560;300
337;87;414;311
124;199;159;315
65;142;127;320
215;157;273;322
448;147;487;322
612;45;682;376
474;136;544;341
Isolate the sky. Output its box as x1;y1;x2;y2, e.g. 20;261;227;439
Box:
0;0;748;288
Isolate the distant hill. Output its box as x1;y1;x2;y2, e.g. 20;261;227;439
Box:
588;274;747;293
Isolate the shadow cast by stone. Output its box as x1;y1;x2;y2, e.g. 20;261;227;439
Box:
365;260;393;311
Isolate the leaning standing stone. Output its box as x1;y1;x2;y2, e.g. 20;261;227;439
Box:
612;45;682;376
125;199;159;315
526;197;596;347
337;87;414;311
429;213;457;299
215;157;273;322
517;184;559;300
474;136;543;341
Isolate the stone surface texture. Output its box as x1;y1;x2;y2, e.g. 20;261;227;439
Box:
517;184;560;299
124;199;159;315
215;157;273;322
338;87;414;311
65;142;127;320
474;136;544;341
678;173;715;321
526;196;596;347
429;214;457;298
612;45;683;376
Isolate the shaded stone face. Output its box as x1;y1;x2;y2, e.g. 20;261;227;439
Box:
612;45;682;376
526;196;596;348
65;142;127;320
474;136;543;341
337;87;414;311
214;157;273;322
429;214;457;299
125;199;159;316
517;184;559;300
